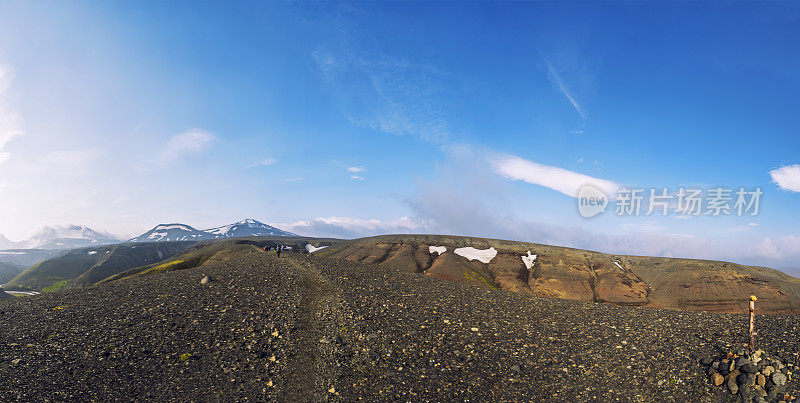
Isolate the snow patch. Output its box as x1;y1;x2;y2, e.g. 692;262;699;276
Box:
521;251;537;269
87;251;97;255
306;244;329;253
429;246;447;255
454;247;497;264
613;261;623;270
157;249;163;259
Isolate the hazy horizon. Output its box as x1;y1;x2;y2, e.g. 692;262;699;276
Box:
2;2;800;273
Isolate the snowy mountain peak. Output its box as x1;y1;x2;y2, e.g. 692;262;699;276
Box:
130;223;208;243
204;219;298;238
21;224;119;250
131;219;299;243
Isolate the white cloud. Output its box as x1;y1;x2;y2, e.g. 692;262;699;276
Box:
490;153;620;198
770;164;800;192
158;128;215;166
350;175;364;180
347;166;365;173
248;158;278;168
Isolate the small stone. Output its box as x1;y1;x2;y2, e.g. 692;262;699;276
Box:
470;327;479;332
511;364;521;373
200;276;212;284
269;355;276;362
725;369;741;383
328;387;336;394
773;372;787;386
366;333;378;340
712;361;720;370
711;372;724;386
271;330;279;337
736;357;751;368
764;366;775;376
727;379;739;394
738;349;748;356
657;380;665;386
754;385;767;398
10;358;23;365
320;337;331;344
742;363;759;373
266;380;273;387
757;374;766;388
700;357;714;365
737;373;748;385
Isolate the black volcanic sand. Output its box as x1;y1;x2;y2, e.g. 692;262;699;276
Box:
1;250;798;401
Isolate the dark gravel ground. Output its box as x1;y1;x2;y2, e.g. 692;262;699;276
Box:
0;249;798;401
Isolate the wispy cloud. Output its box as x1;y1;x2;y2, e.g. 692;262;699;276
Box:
247;158;278;168
490;153;620;198
0;64;24;166
770;164;800;192
157;128;215;167
347;165;365;180
542;56;586;120
312;49;455;143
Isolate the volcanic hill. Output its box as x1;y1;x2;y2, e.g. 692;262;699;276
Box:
0;240;798;401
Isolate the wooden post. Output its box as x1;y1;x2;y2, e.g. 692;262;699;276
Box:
749;295;757;353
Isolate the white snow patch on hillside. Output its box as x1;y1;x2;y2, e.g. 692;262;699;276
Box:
148;232;167;240
429;246;446;255
521;251;537;269
306;244;329;253
454;247;497;264
87;251;97;255
613;261;623;270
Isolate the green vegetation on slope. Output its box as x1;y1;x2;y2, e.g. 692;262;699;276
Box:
5;242;196;291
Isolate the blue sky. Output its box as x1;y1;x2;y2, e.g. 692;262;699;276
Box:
0;2;799;272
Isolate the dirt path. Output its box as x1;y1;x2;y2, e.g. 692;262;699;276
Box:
278;255;341;401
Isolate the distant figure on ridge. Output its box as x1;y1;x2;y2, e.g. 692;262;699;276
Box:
276;244;282;258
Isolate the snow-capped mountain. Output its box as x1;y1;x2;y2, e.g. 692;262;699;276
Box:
129;224;211;242
130;219;298;243
204;219;298;238
0;234;19;250
3;225;121;250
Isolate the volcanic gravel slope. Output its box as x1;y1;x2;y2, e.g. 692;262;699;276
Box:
0;248;798;401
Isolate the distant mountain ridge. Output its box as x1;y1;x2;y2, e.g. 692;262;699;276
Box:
0;225;120;251
130;219;298;243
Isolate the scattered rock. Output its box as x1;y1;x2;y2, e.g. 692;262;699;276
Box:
773;372;787;386
200;276;212;284
711;372;724;386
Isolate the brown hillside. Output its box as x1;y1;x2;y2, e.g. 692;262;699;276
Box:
316;234;800;314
